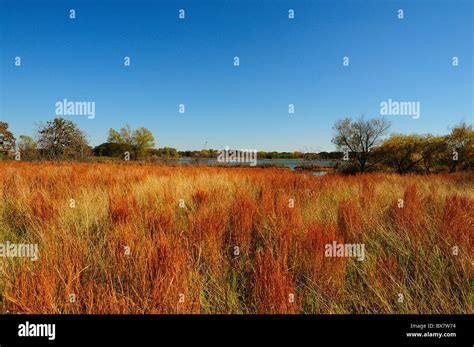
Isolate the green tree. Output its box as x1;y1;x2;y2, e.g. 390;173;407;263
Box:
378;134;447;174
17;135;38;160
108;125;155;159
37;118;89;160
93;142;133;158
148;147;180;159
419;135;446;173
444;122;474;172
380;134;425;173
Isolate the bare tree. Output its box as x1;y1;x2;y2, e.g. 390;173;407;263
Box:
332;116;391;173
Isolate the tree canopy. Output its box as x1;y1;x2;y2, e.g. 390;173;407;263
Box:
332;116;391;172
37;118;89;160
17;135;38;160
0;122;16;154
107;125;155;159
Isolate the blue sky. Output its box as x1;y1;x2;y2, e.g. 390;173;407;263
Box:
0;0;472;151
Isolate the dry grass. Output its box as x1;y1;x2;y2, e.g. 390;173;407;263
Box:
0;162;472;313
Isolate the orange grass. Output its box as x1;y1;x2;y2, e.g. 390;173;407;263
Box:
0;162;472;313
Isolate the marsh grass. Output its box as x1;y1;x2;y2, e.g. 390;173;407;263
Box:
0;162;472;313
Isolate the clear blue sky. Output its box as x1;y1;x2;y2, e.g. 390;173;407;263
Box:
0;0;472;151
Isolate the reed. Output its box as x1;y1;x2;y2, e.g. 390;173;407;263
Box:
0;162;472;313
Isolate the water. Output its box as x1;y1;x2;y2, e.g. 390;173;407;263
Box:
167;158;335;175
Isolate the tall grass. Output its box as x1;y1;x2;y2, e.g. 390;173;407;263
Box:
0;162;472;313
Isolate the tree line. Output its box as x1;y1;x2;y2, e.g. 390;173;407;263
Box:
0;116;472;174
332;117;473;174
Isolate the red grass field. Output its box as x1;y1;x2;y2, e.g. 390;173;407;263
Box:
0;162;472;313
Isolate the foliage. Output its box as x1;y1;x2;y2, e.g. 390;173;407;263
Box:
0;121;16;155
17;135;39;161
108;125;155;159
93;142;133;158
148;147;180;159
444;122;474;172
37;118;90;160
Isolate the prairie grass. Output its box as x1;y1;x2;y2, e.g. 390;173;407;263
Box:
0;162;472;313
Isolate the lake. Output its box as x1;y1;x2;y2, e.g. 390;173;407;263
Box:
167;158;336;175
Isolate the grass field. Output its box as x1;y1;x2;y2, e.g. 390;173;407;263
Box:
0;162;472;313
